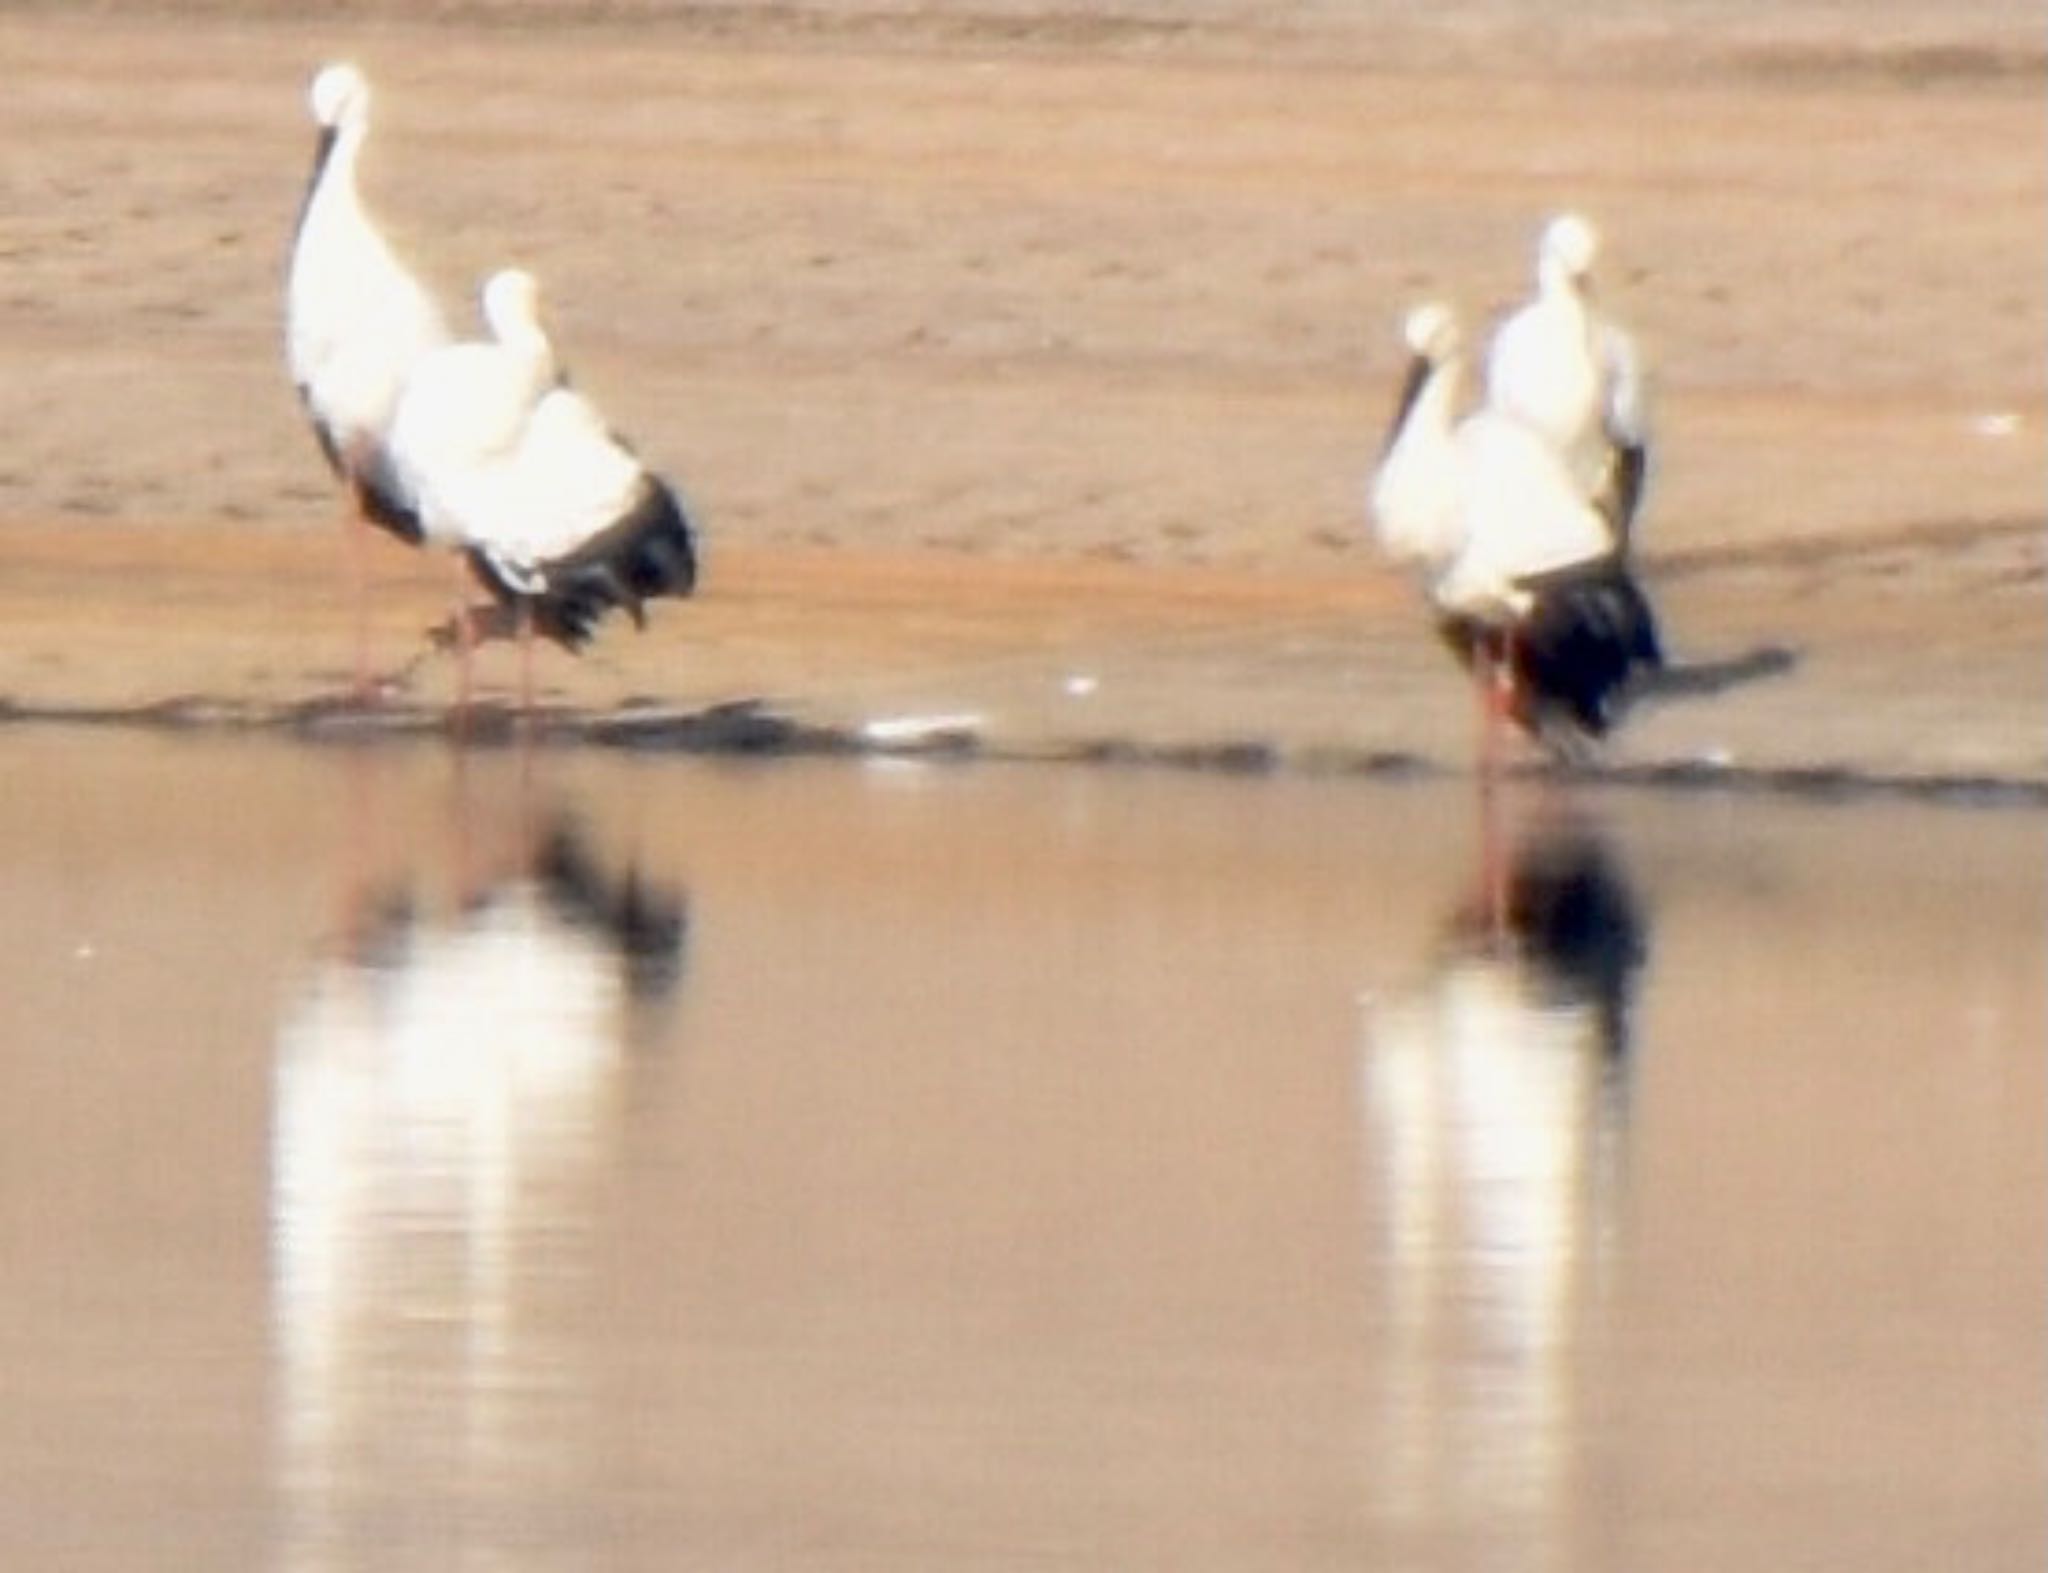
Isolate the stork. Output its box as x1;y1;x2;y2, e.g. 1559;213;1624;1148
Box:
386;268;701;713
1368;302;1468;579
285;61;452;696
1484;213;1652;544
1432;403;1663;764
1371;302;1662;769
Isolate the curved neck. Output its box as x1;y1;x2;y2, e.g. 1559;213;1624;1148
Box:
1538;257;1590;310
294;118;366;244
1417;354;1462;428
490;304;560;404
1381;353;1461;458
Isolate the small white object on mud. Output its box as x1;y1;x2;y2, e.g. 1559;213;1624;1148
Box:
862;713;985;744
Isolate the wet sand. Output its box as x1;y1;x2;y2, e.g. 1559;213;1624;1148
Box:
0;1;2042;785
2;516;2041;794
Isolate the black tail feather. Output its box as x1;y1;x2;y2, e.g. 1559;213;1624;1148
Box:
1511;561;1663;739
1438;560;1664;747
472;476;700;651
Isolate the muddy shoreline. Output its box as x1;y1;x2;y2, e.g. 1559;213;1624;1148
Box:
2;516;2040;801
0;3;2040;796
8;696;2048;814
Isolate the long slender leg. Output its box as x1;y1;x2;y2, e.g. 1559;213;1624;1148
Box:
1475;652;1495;781
340;486;372;700
1474;632;1510;786
450;552;476;726
330;433;397;703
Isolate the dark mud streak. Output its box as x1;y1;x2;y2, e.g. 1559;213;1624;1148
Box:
1732;41;2048;90
0;694;2043;809
1646;515;2045;582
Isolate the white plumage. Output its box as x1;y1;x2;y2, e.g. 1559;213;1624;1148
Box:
1434;396;1663;747
388;267;699;654
386;268;558;550
273;820;684;1501
455;389;655;588
1484;213;1651;541
1369;301;1609;615
1371;300;1663;754
1368;302;1468;577
286;62;450;539
1432;409;1617;625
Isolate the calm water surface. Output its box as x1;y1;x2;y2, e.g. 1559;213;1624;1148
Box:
0;732;2039;1570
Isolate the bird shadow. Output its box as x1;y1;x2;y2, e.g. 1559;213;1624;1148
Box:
1640;643;1800;704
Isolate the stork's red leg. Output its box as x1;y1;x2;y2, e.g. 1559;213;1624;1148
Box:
345;490;372;698
449;552;476;723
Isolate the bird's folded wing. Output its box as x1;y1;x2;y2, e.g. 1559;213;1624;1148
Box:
454;389;651;579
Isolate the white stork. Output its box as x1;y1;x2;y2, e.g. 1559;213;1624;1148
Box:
1372;302;1663;768
1367;302;1468;579
1483;213;1652;544
386;268;701;710
1433;403;1663;762
285;62;452;693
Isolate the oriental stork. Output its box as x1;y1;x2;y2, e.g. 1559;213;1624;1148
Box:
386;267;700;711
285;61;452;694
1368;302;1468;579
1370;302;1662;769
1484;213;1652;544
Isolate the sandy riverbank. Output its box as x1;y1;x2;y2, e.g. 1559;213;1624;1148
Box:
0;2;2040;789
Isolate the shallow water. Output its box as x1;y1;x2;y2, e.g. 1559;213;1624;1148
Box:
0;731;2039;1570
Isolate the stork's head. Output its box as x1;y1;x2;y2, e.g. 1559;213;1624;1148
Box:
1537;212;1601;291
309;62;371;130
482;268;545;338
1401;301;1463;362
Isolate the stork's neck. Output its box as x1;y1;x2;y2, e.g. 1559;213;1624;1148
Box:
492;310;561;405
1538;258;1593;316
1380;351;1461;459
296;118;369;246
1417;354;1463;431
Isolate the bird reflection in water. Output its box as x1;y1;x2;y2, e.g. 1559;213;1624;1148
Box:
328;812;688;1014
269;766;687;1563
1358;810;1648;1534
1443;814;1646;1067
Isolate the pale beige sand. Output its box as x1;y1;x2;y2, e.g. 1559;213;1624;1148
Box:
0;3;2040;785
